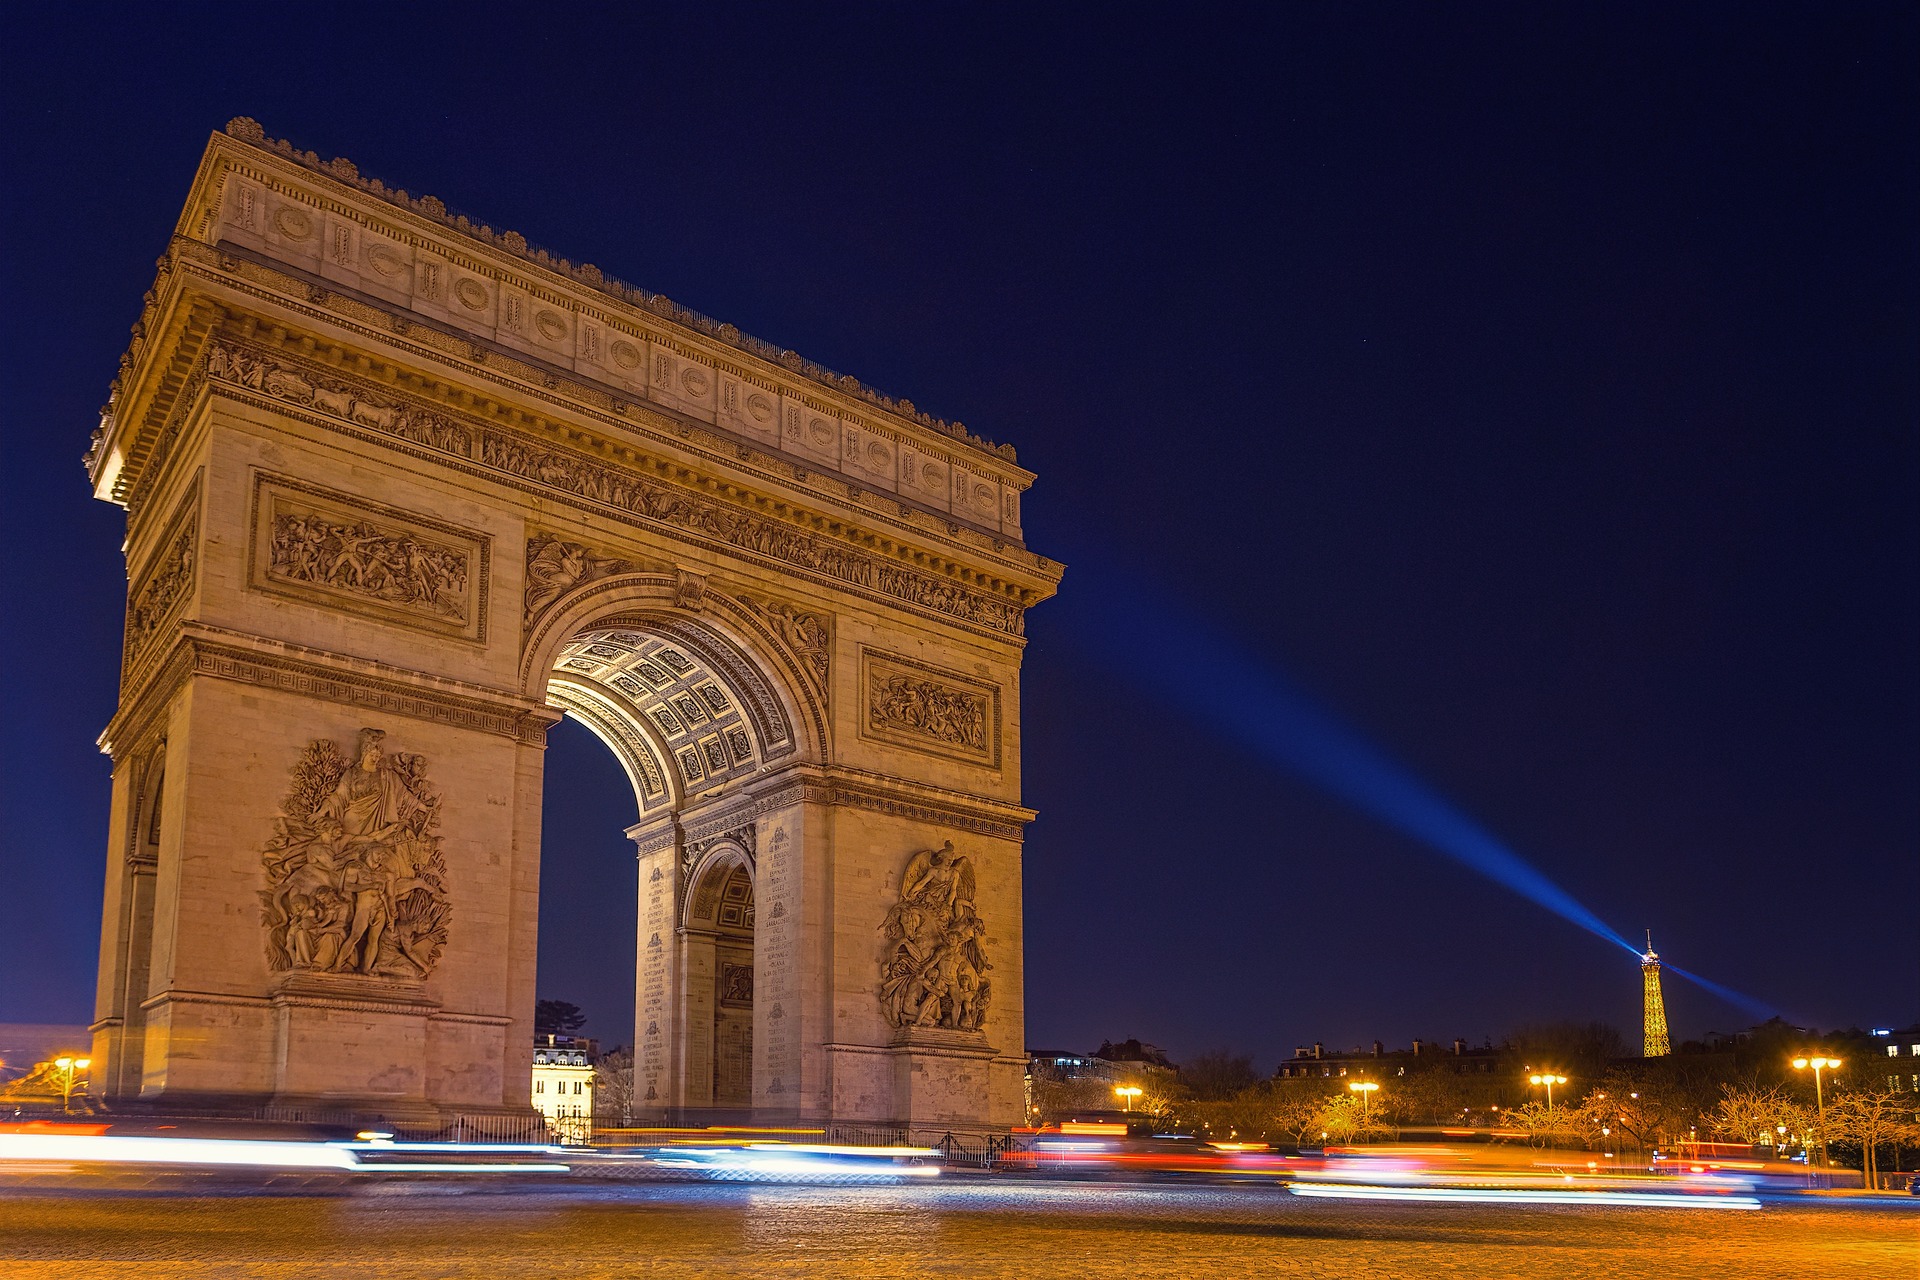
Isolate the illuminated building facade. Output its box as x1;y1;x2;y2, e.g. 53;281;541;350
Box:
532;1034;596;1143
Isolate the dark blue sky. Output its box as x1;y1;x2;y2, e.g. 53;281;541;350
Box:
3;4;1914;1063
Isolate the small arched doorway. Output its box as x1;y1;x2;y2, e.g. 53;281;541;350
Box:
684;852;755;1109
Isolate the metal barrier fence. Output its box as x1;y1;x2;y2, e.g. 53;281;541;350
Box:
251;1106;549;1145
825;1124;910;1147
932;1132;1023;1169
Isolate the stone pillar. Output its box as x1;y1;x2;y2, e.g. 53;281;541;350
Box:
750;784;829;1123
630;815;679;1120
889;1027;1004;1142
88;756;144;1096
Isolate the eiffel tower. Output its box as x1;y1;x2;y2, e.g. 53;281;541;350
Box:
1641;932;1671;1057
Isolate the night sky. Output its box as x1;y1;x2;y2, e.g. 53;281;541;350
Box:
3;5;1914;1066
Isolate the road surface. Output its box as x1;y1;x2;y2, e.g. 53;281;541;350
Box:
0;1178;1910;1277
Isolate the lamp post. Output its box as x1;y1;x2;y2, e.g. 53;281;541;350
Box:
1348;1080;1380;1139
53;1056;91;1114
1528;1073;1568;1109
1114;1085;1142;1112
1791;1056;1841;1171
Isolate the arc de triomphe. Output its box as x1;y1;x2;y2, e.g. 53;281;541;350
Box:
84;119;1060;1135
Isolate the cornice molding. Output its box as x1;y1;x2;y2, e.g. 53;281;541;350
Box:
194;332;1036;639
680;764;1035;842
207;118;1020;467
99;246;1059;596
102;622;558;758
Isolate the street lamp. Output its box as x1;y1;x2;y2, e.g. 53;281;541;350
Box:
1348;1080;1380;1133
1791;1056;1842;1170
1114;1085;1142;1112
53;1056;91;1114
1528;1073;1568;1108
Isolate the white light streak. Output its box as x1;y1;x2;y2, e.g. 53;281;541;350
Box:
1289;1182;1760;1210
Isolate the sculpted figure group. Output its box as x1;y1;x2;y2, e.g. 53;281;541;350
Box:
261;728;451;981
879;842;991;1034
870;674;987;750
270;510;468;617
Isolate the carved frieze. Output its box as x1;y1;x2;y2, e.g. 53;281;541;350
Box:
879;841;990;1034
209;342;472;454
260;728;451;982
737;594;831;701
206;340;1026;637
860;649;1001;768
524;533;632;626
124;474;202;669
249;474;489;641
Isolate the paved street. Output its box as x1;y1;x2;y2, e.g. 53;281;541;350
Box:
0;1179;1910;1278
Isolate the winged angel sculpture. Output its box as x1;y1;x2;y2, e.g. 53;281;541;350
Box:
879;841;991;1033
260;728;451;981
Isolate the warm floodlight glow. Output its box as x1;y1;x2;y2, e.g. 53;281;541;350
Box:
55;1057;73;1070
1791;1054;1843;1170
1113;1085;1143;1111
1348;1081;1379;1093
1526;1072;1570;1107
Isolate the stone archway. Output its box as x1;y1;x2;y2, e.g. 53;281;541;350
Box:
531;593;815;1119
682;850;755;1111
83;120;1061;1137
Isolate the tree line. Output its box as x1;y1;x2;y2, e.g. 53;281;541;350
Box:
1031;1021;1920;1189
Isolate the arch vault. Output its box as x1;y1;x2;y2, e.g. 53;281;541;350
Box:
83;120;1061;1136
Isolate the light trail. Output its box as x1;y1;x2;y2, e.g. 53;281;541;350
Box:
1289;1182;1762;1209
0;1132;571;1174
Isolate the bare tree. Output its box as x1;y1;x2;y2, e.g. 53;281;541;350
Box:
1510;1099;1590;1148
1314;1093;1392;1146
1706;1082;1812;1153
1822;1088;1920;1190
594;1047;635;1127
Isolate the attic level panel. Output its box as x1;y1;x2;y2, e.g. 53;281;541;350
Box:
196;130;1030;545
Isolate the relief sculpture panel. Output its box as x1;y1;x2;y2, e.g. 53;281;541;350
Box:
249;474;489;641
879;841;991;1034
860;648;1001;767
260;728;451;982
738;594;831;701
124;474;202;669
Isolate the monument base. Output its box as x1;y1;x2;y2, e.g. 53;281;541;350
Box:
269;974;440;1110
888;1026;1001;1142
